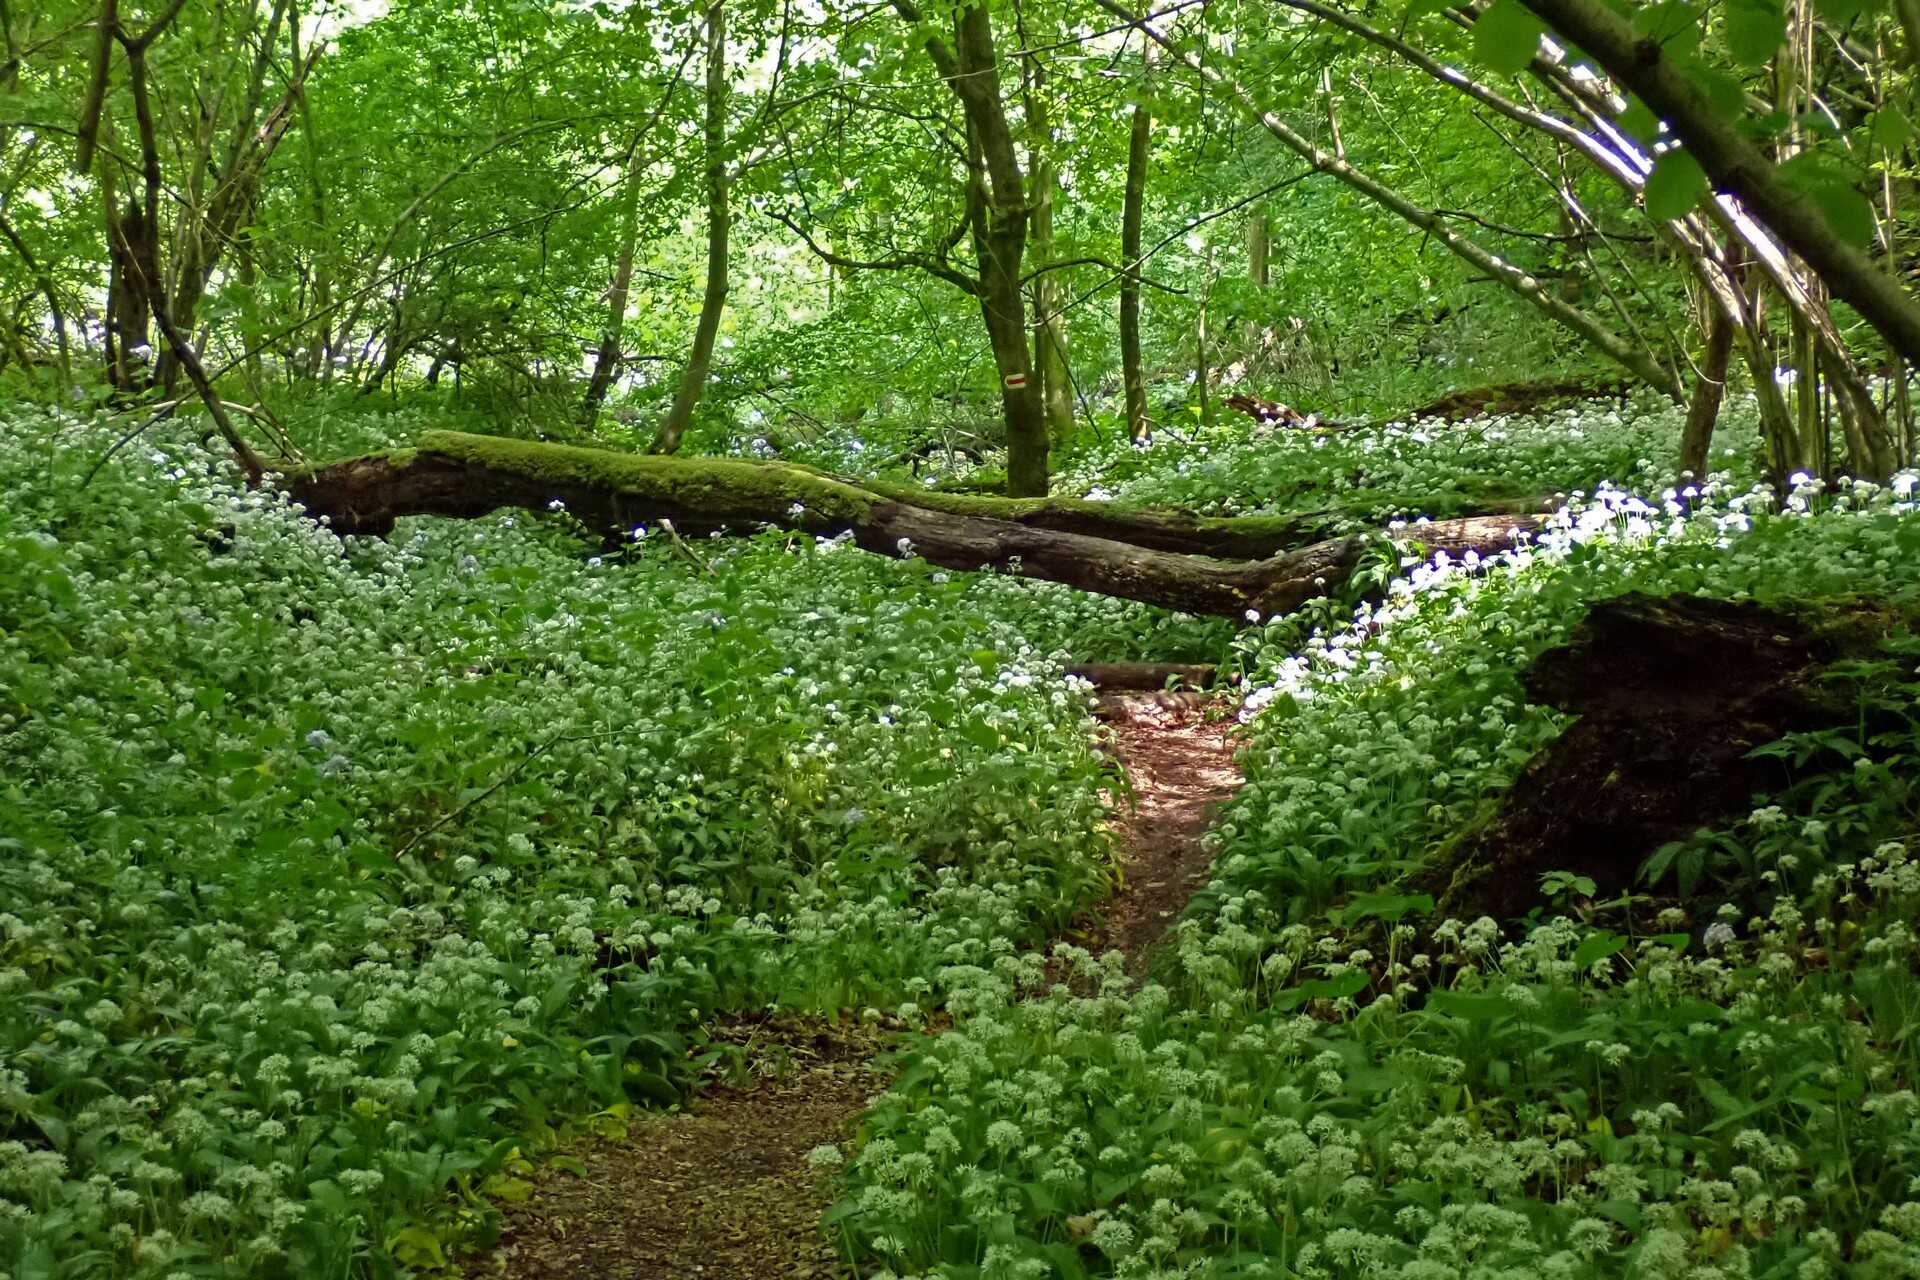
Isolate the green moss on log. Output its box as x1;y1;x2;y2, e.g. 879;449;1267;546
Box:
416;431;877;525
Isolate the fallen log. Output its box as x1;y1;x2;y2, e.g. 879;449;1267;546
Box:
856;480;1353;559
1065;662;1219;690
1224;393;1316;427
1405;378;1630;423
284;432;1541;618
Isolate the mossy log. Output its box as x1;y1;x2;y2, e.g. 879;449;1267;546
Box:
284;432;1540;618
1064;662;1219;690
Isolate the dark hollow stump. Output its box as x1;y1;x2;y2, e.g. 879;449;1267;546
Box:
1439;592;1863;918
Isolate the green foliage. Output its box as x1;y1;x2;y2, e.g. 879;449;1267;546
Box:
0;405;1131;1277
832;402;1920;1278
1645;151;1709;223
1472;0;1549;72
1057;389;1757;528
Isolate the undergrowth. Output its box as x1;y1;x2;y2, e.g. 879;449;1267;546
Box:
9;393;1920;1280
0;406;1138;1277
835;467;1920;1279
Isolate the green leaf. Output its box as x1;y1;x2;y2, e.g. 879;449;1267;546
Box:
1299;968;1369;1001
483;1174;536;1202
1644;150;1708;221
1619;99;1662;146
1572;931;1628;971
1633;0;1702;55
1780;153;1877;248
1869;106;1915;154
1472;0;1547;73
1682;58;1749;116
1426;988;1511;1025
1815;0;1870;23
1723;0;1786;66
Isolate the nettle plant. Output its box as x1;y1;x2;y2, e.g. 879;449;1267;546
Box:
0;406;1134;1277
834;452;1920;1278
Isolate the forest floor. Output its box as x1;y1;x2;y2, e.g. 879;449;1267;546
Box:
474;692;1243;1279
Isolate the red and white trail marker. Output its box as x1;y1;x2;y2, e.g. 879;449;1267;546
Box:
1003;372;1027;388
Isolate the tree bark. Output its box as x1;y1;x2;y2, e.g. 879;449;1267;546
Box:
284;432;1539;619
1121;92;1151;443
894;0;1048;495
1517;0;1920;371
651;0;729;455
1026;63;1074;441
1678;307;1733;480
582;143;649;426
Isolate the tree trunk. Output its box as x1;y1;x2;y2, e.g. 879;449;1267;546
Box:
1247;209;1269;287
285;432;1539;619
1196;229;1217;431
1678;308;1733;480
1121;93;1151;443
105;199;158;389
651;0;729;455
581;143;649;426
894;0;1046;493
953;5;1046;495
1027;64;1074;442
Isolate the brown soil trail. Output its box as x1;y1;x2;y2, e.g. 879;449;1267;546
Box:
479;692;1242;1280
1084;691;1244;966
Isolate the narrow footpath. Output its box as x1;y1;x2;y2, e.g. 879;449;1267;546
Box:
480;690;1242;1279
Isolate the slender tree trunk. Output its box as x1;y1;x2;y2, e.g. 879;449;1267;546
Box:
582;144;648;426
650;0;730;455
1030;183;1074;441
1247;209;1269;287
1027;66;1073;442
1121;93;1151;443
895;0;1046;493
956;6;1045;495
1196;229;1217;431
105;199;158;389
1678;308;1733;480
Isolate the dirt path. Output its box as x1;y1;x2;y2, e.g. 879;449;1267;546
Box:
1086;691;1243;966
479;691;1241;1279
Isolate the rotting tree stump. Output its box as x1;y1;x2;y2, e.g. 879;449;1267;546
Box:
1437;592;1871;918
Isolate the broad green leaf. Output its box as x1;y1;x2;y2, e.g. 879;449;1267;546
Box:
1645;150;1708;221
1724;0;1786;65
1572;931;1629;970
1619;99;1662;145
1426;988;1512;1024
1633;0;1703;55
1472;0;1547;73
1780;153;1877;248
1869;106;1915;154
1815;0;1870;22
